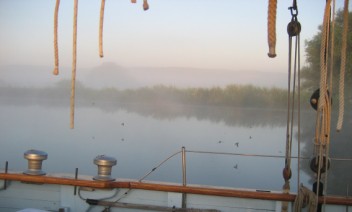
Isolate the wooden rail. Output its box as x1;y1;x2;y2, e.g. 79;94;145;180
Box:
1;173;351;206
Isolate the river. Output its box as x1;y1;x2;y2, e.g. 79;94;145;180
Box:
0;102;351;196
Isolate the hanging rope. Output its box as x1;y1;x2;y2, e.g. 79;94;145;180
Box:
267;0;277;58
336;0;349;132
311;1;334;208
70;0;78;129
319;0;332;111
53;0;60;75
99;0;106;58
143;0;149;11
293;185;318;212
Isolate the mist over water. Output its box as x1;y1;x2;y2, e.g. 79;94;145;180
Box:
0;88;351;195
0;63;288;89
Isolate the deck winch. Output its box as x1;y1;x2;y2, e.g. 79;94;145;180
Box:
93;155;117;181
23;149;48;176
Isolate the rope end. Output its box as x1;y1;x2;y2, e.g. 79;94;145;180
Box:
268;53;277;58
143;1;149;10
53;67;59;75
268;47;276;58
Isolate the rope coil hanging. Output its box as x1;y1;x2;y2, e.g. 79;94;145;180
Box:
99;0;106;58
267;0;277;58
70;0;78;129
53;0;60;75
336;0;349;132
293;185;318;212
310;0;335;209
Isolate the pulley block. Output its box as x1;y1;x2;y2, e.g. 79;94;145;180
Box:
310;89;332;110
287;19;301;36
310;156;331;174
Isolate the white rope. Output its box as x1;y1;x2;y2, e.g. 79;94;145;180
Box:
315;0;332;207
336;0;349;132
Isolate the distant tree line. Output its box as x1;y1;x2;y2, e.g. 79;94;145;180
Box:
0;79;314;109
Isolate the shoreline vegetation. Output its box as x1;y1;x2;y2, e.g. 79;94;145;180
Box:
1;79;315;109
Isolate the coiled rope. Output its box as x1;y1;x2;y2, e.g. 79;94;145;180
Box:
336;0;349;132
293;184;317;212
267;0;277;58
70;0;78;129
99;0;106;58
313;0;333;208
53;0;60;75
319;0;331;111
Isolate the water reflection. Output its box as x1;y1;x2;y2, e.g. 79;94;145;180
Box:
0;98;351;196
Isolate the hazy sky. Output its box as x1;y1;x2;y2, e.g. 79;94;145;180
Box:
0;1;349;73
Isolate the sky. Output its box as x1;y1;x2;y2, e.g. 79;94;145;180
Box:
0;0;350;75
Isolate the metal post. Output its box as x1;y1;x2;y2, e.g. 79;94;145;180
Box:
181;146;187;208
3;161;8;190
74;168;78;195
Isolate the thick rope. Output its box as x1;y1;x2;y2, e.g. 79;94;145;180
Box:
336;0;349;132
53;0;60;75
267;0;277;58
70;0;78;129
99;0;105;58
143;0;149;11
319;0;331;111
293;185;317;212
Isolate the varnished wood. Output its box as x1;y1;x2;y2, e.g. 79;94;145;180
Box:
1;173;351;206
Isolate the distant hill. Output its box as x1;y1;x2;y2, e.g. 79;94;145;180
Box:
0;63;287;89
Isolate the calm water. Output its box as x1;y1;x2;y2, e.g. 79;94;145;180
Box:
0;103;351;195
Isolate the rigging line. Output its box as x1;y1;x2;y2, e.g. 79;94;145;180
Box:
53;0;60;75
336;0;349;132
285;35;293;168
113;150;182;203
323;138;331;210
186;150;352;161
70;0;78;129
288;33;299;170
296;33;301;194
99;0;105;58
138;150;182;182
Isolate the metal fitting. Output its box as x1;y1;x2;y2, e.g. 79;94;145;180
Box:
93;155;117;181
23;149;48;175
